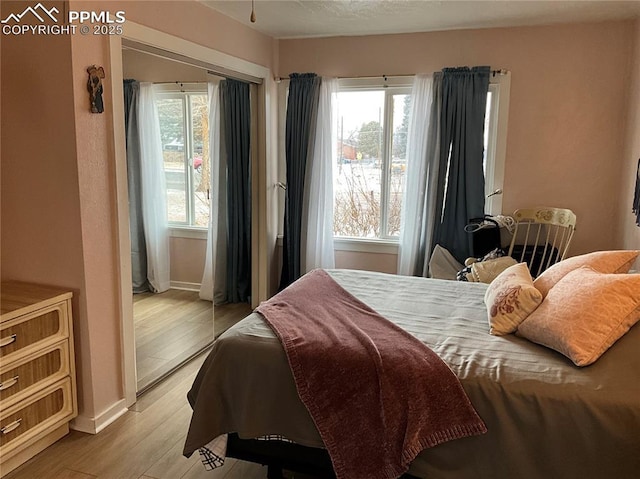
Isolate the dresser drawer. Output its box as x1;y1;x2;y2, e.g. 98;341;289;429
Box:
0;341;71;408
0;377;74;460
0;302;69;364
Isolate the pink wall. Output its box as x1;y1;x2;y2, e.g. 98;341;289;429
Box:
110;0;273;69
1;2;82;288
335;251;397;274
170;237;206;285
1;0;275;425
0;1;97;414
280;20;636;263
69;28;124;419
618;18;640;268
122;49;208;82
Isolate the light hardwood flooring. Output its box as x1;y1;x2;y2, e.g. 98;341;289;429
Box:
3;353;281;479
133;290;251;393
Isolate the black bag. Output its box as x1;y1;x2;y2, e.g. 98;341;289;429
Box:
510;244;560;276
465;216;501;258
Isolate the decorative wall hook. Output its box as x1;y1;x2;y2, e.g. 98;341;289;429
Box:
87;65;105;113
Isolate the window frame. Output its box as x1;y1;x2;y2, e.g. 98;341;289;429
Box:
335;76;413;243
155;83;209;230
276;73;510;254
484;72;511;216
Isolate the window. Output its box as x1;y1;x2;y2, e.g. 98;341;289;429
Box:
334;73;511;242
334;78;411;240
155;86;210;228
484;73;511;216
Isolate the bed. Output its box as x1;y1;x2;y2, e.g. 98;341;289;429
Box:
184;269;640;478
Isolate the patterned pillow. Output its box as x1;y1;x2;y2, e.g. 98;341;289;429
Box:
519;266;640;366
484;263;543;335
533;250;639;298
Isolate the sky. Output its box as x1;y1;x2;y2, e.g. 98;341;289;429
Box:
336;90;407;140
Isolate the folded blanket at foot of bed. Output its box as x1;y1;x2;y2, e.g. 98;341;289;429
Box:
254;269;487;479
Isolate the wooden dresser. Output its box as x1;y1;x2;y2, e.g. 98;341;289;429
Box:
0;282;77;476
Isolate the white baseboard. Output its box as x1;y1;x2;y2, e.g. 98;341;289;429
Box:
170;281;201;292
70;399;128;434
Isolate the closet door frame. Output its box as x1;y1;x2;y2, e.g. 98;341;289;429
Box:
108;22;276;407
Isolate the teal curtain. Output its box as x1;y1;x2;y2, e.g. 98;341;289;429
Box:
433;66;490;263
123;79;149;293
221;79;251;303
633;159;640;226
279;73;321;290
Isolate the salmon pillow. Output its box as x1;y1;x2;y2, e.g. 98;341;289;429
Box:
533;250;639;298
484;263;543;336
519;266;640;366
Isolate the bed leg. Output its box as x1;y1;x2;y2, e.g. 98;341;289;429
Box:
267;464;285;479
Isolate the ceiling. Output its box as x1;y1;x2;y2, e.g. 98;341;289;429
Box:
202;0;640;39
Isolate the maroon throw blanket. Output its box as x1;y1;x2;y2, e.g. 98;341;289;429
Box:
256;269;487;479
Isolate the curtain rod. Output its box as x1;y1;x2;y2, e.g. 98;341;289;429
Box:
152;81;206;85
273;74;413;83
151;81;208;93
273;69;509;83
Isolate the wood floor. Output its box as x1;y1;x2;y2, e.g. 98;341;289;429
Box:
133;290;251;393
0;293;324;479
3;353;280;479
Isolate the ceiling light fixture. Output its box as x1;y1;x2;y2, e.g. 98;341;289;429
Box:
250;0;256;23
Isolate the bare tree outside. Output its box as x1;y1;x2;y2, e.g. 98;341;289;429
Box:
191;94;210;227
334;161;382;237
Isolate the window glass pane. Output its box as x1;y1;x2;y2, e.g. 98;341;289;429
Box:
483;90;492;175
157;97;187;223
334;90;385;238
387;94;409;237
190;94;209;227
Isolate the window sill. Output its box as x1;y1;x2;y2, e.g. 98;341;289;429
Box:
275;235;398;255
169;227;207;240
333;237;398;254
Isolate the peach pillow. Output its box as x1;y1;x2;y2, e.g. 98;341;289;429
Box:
518;267;640;366
533;250;639;298
484;263;543;336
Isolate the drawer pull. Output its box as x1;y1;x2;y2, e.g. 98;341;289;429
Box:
1;418;22;435
0;375;19;391
0;334;17;348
